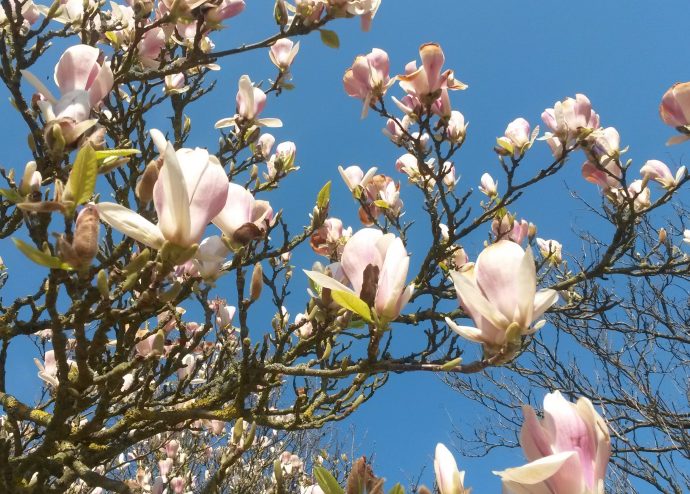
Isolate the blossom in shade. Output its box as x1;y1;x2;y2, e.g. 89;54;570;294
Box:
305;228;414;323
495;391;611;494
97;129;229;252
310;217;352;258
446;240;559;356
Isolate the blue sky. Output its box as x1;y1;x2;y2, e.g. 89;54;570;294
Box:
2;0;690;491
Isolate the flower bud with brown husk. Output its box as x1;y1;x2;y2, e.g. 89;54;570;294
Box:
135;160;160;204
250;262;263;301
57;205;100;269
346;456;384;494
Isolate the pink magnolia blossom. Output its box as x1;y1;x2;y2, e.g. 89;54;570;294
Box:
478;173;498;197
397;43;467;103
34;350;75;387
305;228;415;323
98;129;229;251
205;0;245;24
446;240;559;356
446;110;467;143
536;238;563;264
255;133;275;159
581;159;622;190
434;443;469;494
338;165;377;192
212;182;274;248
357;174;403;225
269;38;300;71
640;159;686;189
137;27;167;67
659;82;690;144
495;391;611;494
294;312;314;339
343;48;393;117
182;235;229;281
492;216;530;245
135;330;165;358
496;118;533;157
382;116;411;144
215;75;282;129
542;94;600;157
310;217;352;258
23;45;114;144
19;161;42;196
0;0;41;27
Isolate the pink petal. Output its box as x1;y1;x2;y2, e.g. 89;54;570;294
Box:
341;228;384;295
54;45;101;94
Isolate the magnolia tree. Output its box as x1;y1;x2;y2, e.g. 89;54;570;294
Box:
0;0;688;492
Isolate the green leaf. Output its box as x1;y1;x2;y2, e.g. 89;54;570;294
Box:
0;188;24;203
330;290;373;323
440;356;463;371
95;149;140;160
388;484;405;494
12;238;73;270
319;29;340;49
316;181;331;209
313;466;344;494
66;144;98;212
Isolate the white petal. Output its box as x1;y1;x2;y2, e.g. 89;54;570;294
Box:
494;451;576;484
21;69;58;104
445;318;487;344
96;202;164;249
450;270;510;329
257;117;283;128
149;129;167;155
303;270;356;295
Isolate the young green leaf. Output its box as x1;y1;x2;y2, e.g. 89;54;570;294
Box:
319;29;340;49
12;238;73;270
94;149;140;160
313;466;344;494
330;290;373;323
316;181;331;209
65;144;98;212
0;188;25;204
388;483;405;494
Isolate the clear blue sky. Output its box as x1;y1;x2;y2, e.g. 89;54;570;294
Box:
2;0;689;491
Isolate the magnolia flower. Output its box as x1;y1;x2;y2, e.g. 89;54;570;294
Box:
382;116;411;144
137;27;167;68
585;127;620;165
536;238;563;264
269;38;300;71
659;82;690;144
492;215;529;245
397;43;467;103
180;235;229;281
496;118;533;157
0;0;41;28
255;133;275;159
212;182;273;248
294;312;314;339
581;159;622;190
478;173;498;197
22;45;114;145
19;161;42;196
640;160;685;189
98;130;229;253
446;110;467;143
684;230;690;244
310;217;352;258
624;179;651;212
343;48;393;117
215;75;282;129
204;0;245;24
495;391;611;494
434;443;469;494
542;94;599;156
446;240;559;356
306;228;414;323
211;299;236;330
358;174;403;225
338;165;378;192
344;0;380;31
34;350;59;387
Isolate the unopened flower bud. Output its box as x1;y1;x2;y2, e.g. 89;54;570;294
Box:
19;161;42;196
528;222;537;240
658;227;667;243
274;0;288;26
250;262;263;301
135;160;160;204
72;204;100;266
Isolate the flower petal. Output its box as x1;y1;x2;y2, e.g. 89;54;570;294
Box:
96;202;164;249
